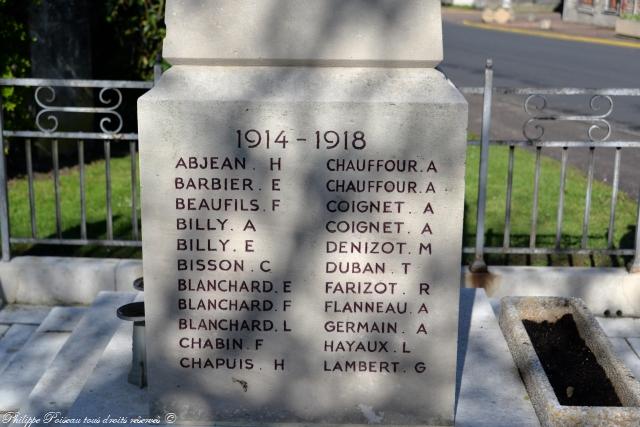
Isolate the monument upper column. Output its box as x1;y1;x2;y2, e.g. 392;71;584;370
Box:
163;0;443;68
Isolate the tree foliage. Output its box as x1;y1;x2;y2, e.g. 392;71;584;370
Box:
105;0;166;80
0;0;32;112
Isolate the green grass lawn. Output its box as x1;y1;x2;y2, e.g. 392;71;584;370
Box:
8;153;142;258
6;147;639;266
464;146;638;266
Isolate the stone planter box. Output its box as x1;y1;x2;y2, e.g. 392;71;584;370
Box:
616;18;640;39
499;296;640;427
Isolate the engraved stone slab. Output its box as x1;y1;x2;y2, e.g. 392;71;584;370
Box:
139;65;467;425
163;0;443;67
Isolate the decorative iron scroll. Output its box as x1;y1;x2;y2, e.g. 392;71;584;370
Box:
35;86;124;135
523;94;613;142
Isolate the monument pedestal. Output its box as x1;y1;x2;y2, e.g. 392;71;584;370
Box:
138;1;468;425
139;65;467;425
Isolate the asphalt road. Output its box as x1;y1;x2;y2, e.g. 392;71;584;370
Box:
440;21;640;196
441;21;640;93
441;21;640;131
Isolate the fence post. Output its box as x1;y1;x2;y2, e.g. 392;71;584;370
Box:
0;93;11;261
470;59;493;273
629;190;640;273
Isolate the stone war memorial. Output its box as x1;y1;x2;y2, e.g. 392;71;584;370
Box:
138;0;467;425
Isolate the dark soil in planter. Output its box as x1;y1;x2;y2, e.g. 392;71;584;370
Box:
523;314;622;407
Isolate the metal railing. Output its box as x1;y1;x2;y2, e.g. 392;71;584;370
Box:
0;60;639;271
0;64;161;260
462;60;640;273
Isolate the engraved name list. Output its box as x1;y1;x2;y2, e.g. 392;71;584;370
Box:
171;128;441;378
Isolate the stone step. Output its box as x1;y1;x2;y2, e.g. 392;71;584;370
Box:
18;291;137;420
0;305;51;371
68;293;148;424
0;323;38;373
0;306;86;412
0;305;51;325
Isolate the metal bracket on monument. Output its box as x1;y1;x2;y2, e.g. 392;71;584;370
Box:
117;277;147;388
